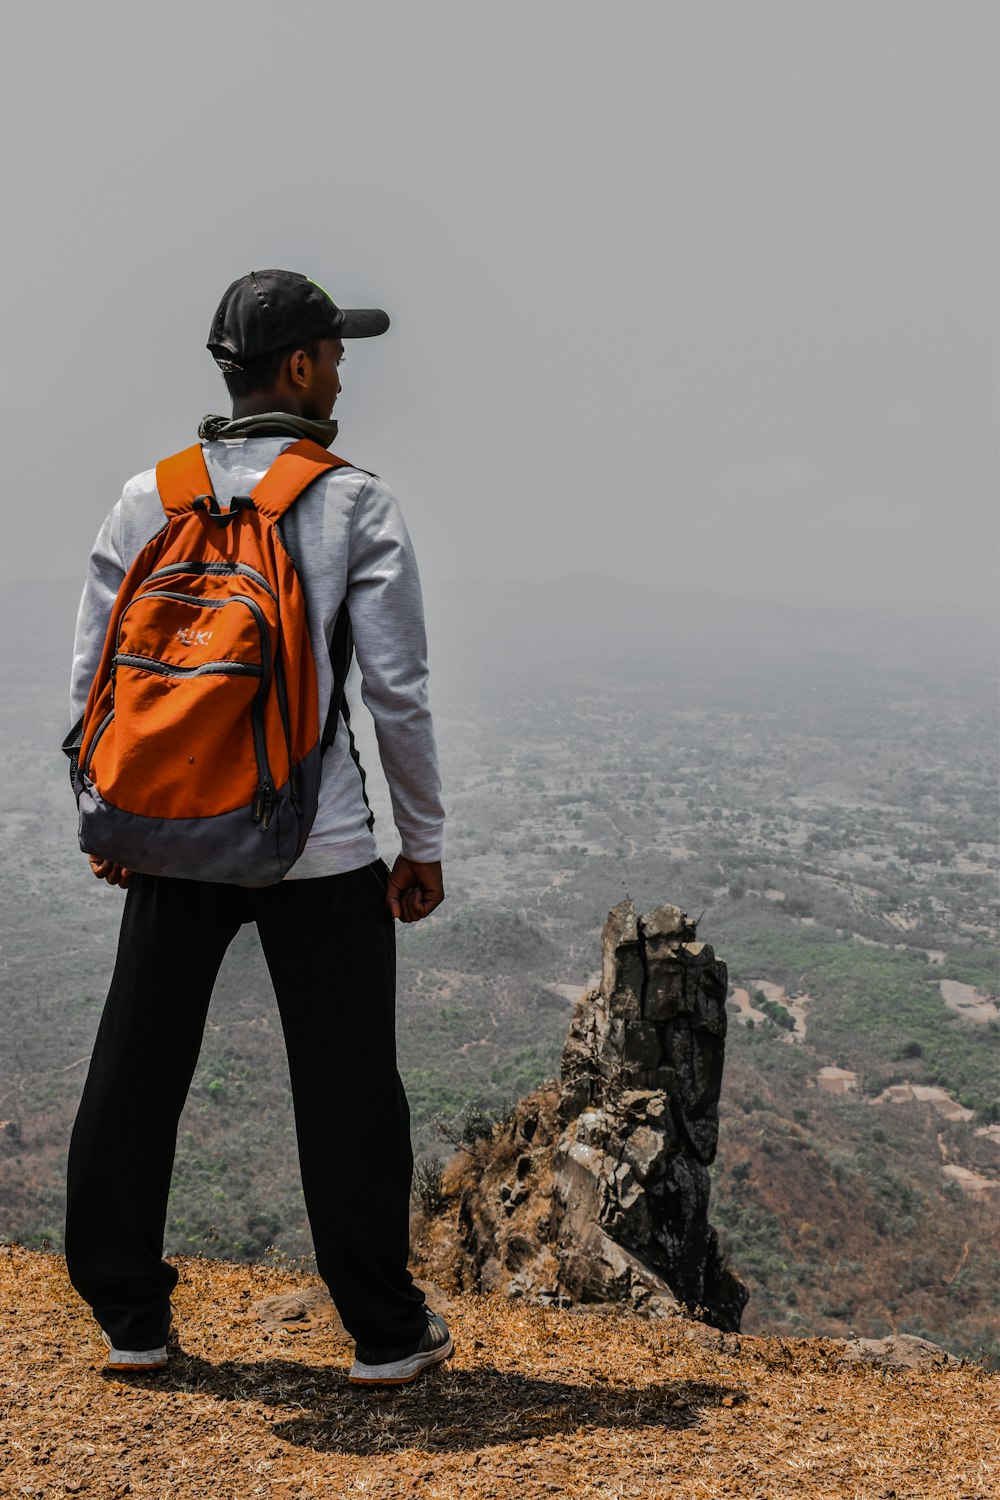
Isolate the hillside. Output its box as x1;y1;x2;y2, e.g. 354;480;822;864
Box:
1;1245;995;1499
1;580;997;1361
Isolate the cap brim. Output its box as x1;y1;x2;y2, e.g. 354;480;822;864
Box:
338;308;390;338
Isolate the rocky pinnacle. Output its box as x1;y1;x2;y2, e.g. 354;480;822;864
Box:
430;900;748;1331
553;899;747;1328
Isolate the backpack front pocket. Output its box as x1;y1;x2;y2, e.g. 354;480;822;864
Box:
88;591;276;821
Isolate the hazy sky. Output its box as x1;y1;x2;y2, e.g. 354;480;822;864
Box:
2;1;996;610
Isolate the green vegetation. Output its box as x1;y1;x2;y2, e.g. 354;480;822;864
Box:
718;923;999;1116
405;905;557;974
751;989;795;1031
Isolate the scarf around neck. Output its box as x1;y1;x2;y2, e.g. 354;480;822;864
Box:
198;411;339;447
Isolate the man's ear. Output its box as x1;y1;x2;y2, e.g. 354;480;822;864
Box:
287;347;311;390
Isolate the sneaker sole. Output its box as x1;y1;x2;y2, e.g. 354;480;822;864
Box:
104;1355;169;1372
348;1334;455;1386
101;1330;169;1372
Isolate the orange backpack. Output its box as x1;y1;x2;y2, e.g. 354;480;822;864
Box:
67;439;352;885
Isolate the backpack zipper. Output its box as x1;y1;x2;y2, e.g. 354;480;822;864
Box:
114;655;262;678
82;708;115;780
114;589;276;829
272;653;300;814
144;560;277;601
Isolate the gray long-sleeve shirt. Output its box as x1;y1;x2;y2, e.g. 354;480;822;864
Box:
70;435;445;877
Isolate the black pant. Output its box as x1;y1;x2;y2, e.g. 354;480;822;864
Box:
65;861;426;1352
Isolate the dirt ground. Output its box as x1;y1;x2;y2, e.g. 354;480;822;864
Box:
1;1245;996;1499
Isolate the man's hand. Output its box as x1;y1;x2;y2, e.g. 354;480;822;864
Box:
385;856;444;924
88;855;131;889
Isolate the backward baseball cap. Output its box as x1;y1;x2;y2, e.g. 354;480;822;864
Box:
208;269;390;371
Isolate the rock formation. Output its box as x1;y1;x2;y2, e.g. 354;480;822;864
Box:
413;899;749;1331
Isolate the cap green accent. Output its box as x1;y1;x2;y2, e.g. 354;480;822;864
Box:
308;277;336;306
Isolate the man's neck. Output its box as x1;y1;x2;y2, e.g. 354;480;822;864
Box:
231;395;306;419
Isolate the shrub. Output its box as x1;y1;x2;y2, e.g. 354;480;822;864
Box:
412;1156;446;1216
759;997;796;1031
894;1040;923;1060
433;1097;518;1150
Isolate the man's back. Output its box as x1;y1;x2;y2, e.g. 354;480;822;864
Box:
71;433;445;877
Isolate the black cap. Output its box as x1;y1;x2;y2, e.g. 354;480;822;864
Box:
208;269;389;371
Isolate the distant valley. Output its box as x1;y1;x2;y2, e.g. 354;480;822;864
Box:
1;576;997;1363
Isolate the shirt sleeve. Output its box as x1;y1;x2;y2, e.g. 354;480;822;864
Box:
70;501;126;727
346;477;445;863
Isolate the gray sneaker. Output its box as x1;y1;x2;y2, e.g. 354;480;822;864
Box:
100;1309;172;1372
349;1309;454;1386
101;1329;168;1371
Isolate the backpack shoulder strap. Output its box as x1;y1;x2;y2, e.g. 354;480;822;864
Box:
251;438;354;521
155;444;214;517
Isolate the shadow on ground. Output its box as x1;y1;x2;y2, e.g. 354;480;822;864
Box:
108;1350;739;1456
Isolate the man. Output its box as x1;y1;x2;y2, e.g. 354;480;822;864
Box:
65;269;451;1386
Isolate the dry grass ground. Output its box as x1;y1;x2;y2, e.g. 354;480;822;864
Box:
0;1245;995;1499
